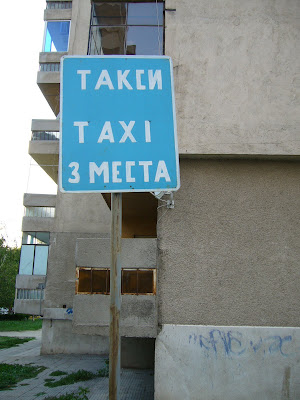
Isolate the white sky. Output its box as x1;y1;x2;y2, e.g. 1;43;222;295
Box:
0;1;57;246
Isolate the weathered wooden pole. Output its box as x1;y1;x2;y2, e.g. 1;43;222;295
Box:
109;192;122;400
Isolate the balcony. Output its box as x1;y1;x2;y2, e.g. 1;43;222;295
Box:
29;119;59;182
37;52;65;115
14;275;46;316
72;238;158;338
22;193;56;232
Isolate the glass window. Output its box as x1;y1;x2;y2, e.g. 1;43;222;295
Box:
43;21;70;52
92;3;126;26
19;246;35;275
88;2;164;56
22;232;50;245
127;26;163;55
19;233;49;276
127;3;163;26
33;247;49;275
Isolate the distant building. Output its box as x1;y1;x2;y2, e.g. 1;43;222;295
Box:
15;1;300;398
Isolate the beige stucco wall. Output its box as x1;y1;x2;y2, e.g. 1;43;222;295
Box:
157;159;300;327
165;0;300;156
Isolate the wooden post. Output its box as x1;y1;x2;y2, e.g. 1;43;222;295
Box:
109;193;122;400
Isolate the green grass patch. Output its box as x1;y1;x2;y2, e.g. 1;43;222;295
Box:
0;336;34;349
44;387;89;400
44;360;108;389
45;370;98;388
35;392;46;397
0;319;42;332
49;370;68;377
0;363;46;390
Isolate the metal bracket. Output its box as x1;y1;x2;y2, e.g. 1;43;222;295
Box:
151;191;175;208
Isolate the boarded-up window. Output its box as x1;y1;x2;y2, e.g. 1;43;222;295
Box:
76;268;155;295
92;269;109;293
78;269;92;293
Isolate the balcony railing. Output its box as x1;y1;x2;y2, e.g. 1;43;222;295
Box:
39;63;60;72
24;207;55;218
31;131;59;141
46;1;72;9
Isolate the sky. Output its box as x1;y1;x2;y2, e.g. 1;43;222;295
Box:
0;1;57;246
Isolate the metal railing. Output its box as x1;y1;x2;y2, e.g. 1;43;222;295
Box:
39;63;60;72
31;131;59;141
46;1;72;9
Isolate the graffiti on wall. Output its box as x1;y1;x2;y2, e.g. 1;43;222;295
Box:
188;329;295;358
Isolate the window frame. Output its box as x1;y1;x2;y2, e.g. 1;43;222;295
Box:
42;19;71;53
88;1;165;56
19;232;50;276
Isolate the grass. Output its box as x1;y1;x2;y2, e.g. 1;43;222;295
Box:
0;363;46;390
44;387;89;400
49;370;68;377
44;370;98;388
0;336;34;349
0;319;42;332
44;360;109;388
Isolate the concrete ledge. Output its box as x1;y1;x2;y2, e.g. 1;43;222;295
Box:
22;216;55;233
29;140;59;156
31;119;59;132
155;324;300;400
14;300;45;316
15;274;46;289
37;70;60;84
39;52;67;63
44;9;72;21
23;193;56;208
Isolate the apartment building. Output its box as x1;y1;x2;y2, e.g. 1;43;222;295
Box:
15;0;300;398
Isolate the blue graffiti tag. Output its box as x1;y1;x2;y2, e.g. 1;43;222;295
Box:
189;330;294;358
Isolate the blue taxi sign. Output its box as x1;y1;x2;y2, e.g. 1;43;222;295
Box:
59;56;180;193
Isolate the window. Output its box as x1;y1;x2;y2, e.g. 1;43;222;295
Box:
43;20;70;52
19;233;49;276
76;267;156;295
88;2;164;56
24;207;55;218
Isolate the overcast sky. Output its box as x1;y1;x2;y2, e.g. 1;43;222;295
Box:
0;1;56;246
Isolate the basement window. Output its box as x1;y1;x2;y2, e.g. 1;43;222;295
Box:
88;2;164;55
43;20;70;52
76;267;156;295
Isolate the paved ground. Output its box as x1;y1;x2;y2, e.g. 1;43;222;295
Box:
0;330;154;399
